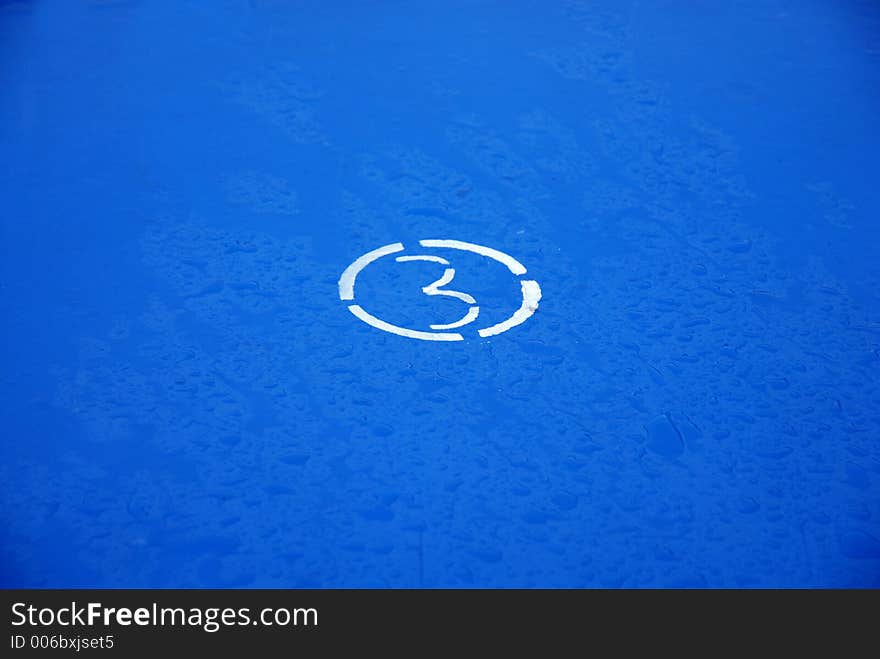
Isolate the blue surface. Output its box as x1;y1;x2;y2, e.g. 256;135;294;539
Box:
2;0;880;588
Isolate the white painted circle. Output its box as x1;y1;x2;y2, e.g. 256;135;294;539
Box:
338;239;542;341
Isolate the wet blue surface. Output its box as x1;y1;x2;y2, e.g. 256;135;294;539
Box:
2;0;879;588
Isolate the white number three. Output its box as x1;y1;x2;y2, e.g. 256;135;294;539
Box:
396;255;480;330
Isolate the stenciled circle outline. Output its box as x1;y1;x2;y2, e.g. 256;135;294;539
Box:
338;239;541;341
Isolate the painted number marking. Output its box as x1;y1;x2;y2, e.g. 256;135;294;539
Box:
338;239;541;341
